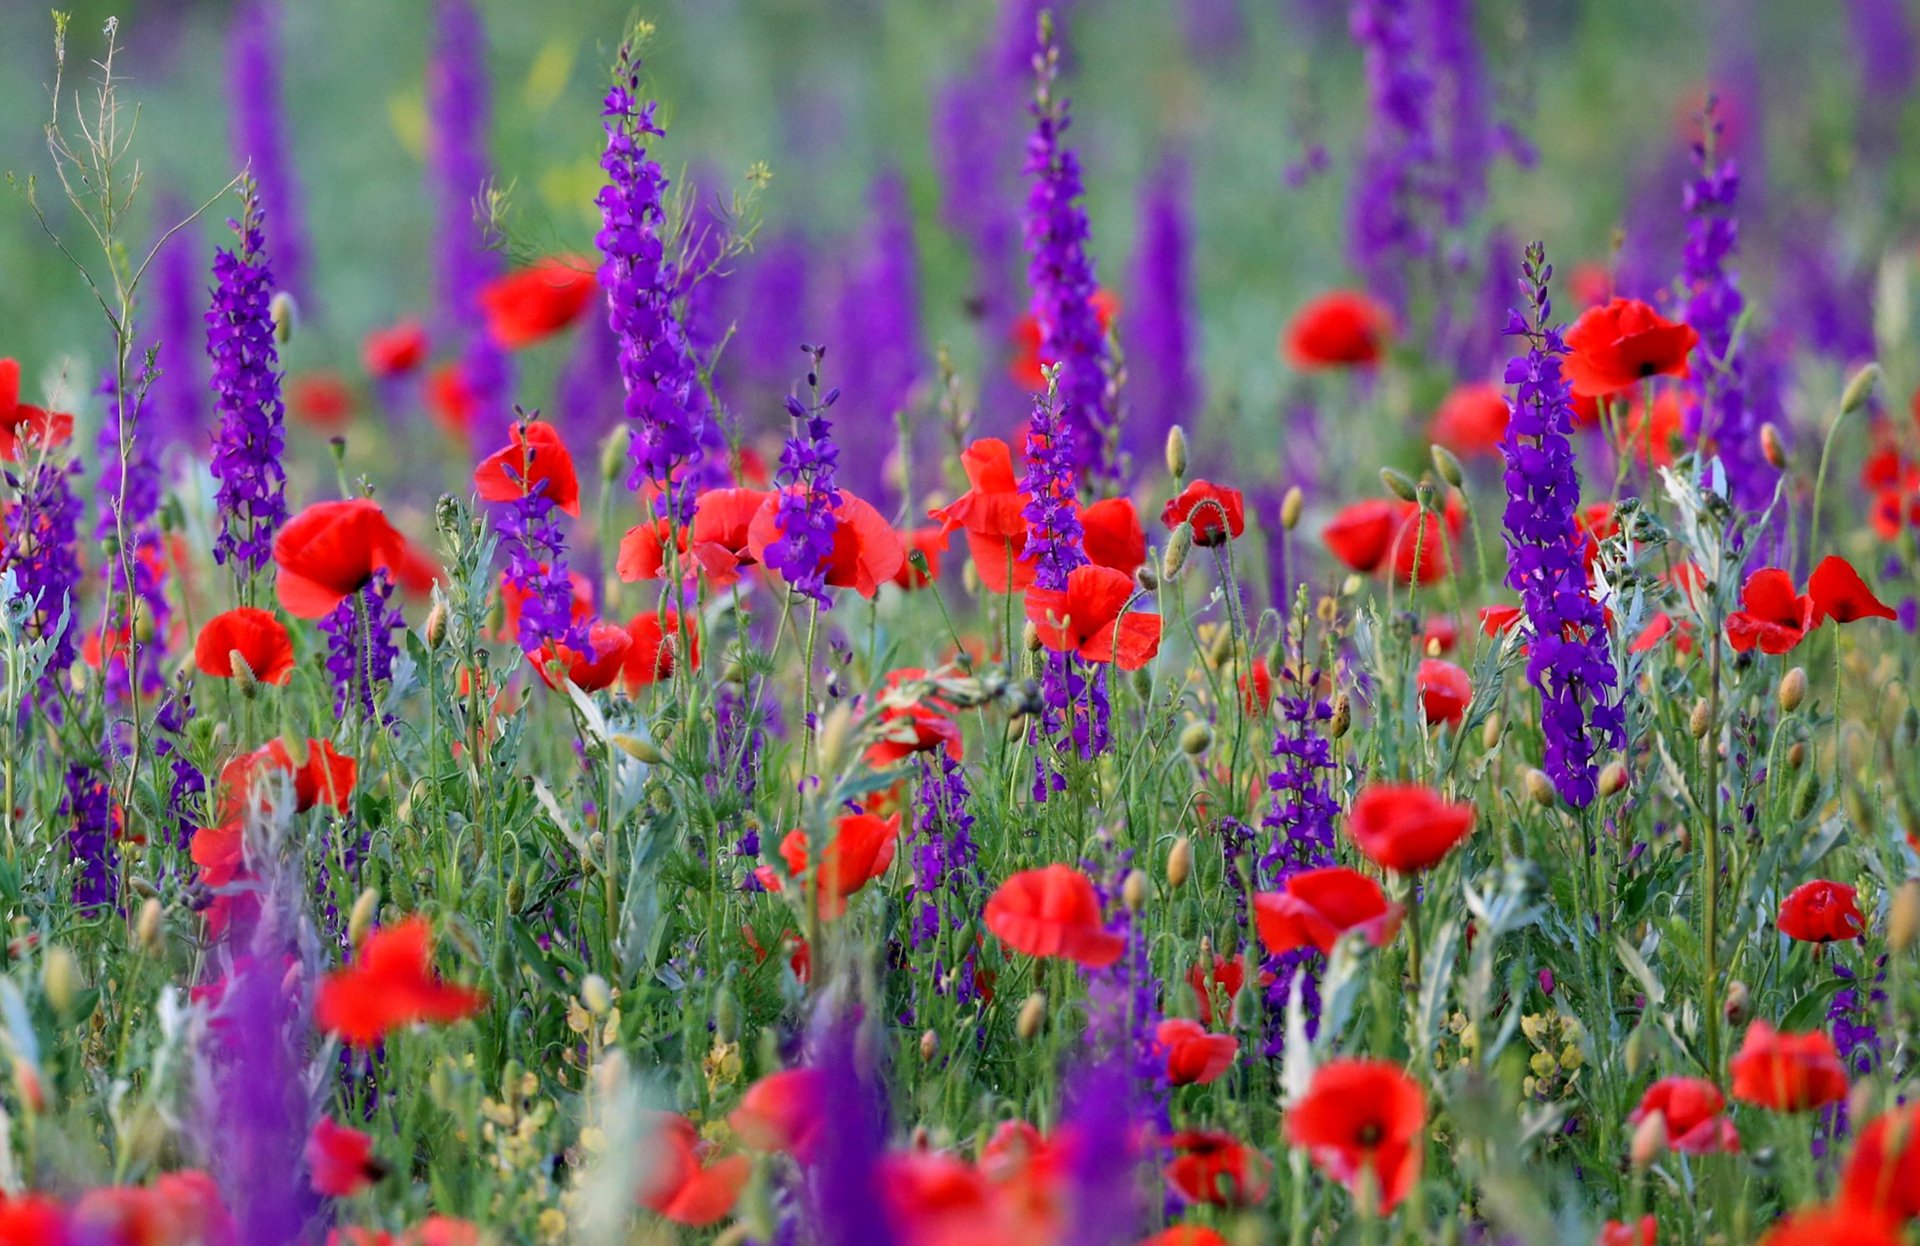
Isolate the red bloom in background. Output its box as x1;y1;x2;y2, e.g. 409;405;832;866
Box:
0;357;76;460
1561;298;1699;398
1807;555;1896;624
274;499;406;619
985;864;1125;967
362;321;428;377
1285;1059;1426;1213
1186;955;1267;1028
1628;1078;1739;1154
1429;382;1510;456
1162;481;1246;547
1285;291;1390;369
1480;604;1525;638
1615;389;1686;467
1080;497;1147;576
194;608;295;685
315;918;484;1046
1387;500;1460;586
892;526;950;589
501;565;593;642
1323;499;1404;574
1841;1104;1920;1222
777;812;901;919
618;488;768;587
867;695;962;767
637;1112;750;1226
623;610;699;689
1025;565;1161;669
1569;263;1614;308
1725;567;1815;655
426;362;478;441
747;489;906;598
1346;784;1475;873
532;620;632;693
473;420;580;518
1729;1023;1850;1111
1422;615;1460;654
402;1217;481;1246
728;1068;826;1161
1755;1206;1903;1246
1598;1217;1657;1246
219;738;359;818
1154;1019;1238;1086
1012;288;1119;389
930;438;1034;592
1777;879;1865;944
1239;657;1274;716
479;256;597;349
307;1117;384;1197
1138;1229;1229;1246
1254;866;1403;956
1163;1130;1271;1207
0;1192;68;1245
286;371;356;431
1416;658;1471;726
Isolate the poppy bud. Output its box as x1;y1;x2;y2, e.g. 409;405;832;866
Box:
920;1029;939;1062
1689;698;1711;739
1786;740;1806;770
1135;563;1158;592
1380;467;1419;503
1178;721;1212;756
1840;362;1881;414
1017;991;1047;1041
1759;423;1787;470
1167;835;1193;888
425;602;449;651
348;888;379;950
1723;980;1750;1025
582;974;613;1018
132;607;155;645
270;290;298;343
1629;1111;1667;1169
1339;574;1364;598
1624;1024;1648;1076
1165;425;1189;479
1793;770;1820;821
1023;620;1043;652
1524;769;1556;807
1206;626;1233;668
1778;667;1806;714
12;1059;45;1115
42;946;80;1018
1598;761;1628;798
963;560;982;595
1885;880;1920;953
599;432;625;483
1330;694;1351;739
1130;667;1152;698
1161;524;1193;582
1430;444;1465;489
814;703;856;775
1481;712;1503;751
1122;869;1148;912
612;734;663;764
1280;486;1304;532
134;898;163;954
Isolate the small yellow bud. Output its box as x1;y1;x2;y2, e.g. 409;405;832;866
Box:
425;602;449;651
1430;444;1466;489
1166;835;1193;888
1689;698;1712;739
1178;721;1213;756
1598;761;1629;798
920;1029;939;1062
612;734;664;764
1481;712;1503;750
1023;620;1043;652
134;898;163;954
1524;769;1556;807
1779;667;1807;715
1840;362;1882;414
1122;869;1148;912
1016;991;1047;1041
1340;573;1365;597
42;946;80;1018
270;291;298;343
1787;740;1806;770
1330;694;1351;740
1280;486;1304;532
581;974;613;1017
348;888;380;950
1164;426;1189;479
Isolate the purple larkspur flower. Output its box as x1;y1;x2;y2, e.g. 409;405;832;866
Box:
764;356;843;609
3;455;84;717
94;360;169;700
1347;0;1435;313
156;688;206;852
909;751;981;1006
206;936;316;1242
1499;243;1625;808
831;173;924;512
808;1019;897;1246
1060;1059;1145;1246
63;763;115;910
732;233;816;394
318;570;402;720
147;200;208;457
206;185;288;576
490;421;589;658
1128;154;1200;466
226;0;311;304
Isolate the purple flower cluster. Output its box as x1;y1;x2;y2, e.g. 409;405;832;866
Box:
3;457;83;716
226;0;310;303
319;570;402;720
155;690;206;851
494;429;588;658
1257;651;1340;1052
94;362;169;700
932;64;1023;437
765;356;843;608
206;187;288;576
147;203;208;456
595;42;713;513
1347;0;1435;313
1082;857;1169;1140
909;750;979;961
831;173;924;512
63;763;115;910
1022;24;1117;485
1128;155;1200;467
1499;243;1625;808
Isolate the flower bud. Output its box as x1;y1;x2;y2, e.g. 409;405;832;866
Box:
1481;712;1503;751
1380;466;1419;503
1430;444;1465;489
1890;880;1920;953
582;974;613;1018
42;946;79;1018
1164;426;1189;479
1629;1110;1667;1169
1134;563;1158;593
1340;574;1364;597
1787;740;1806;770
12;1059;45;1115
1330;695;1351;739
1689;698;1712;739
270;291;298;343
1166;835;1193;888
1161;524;1193;582
425;602;449;651
1023;620;1043;652
1840;362;1882;414
1017;991;1047;1041
1122;869;1148;912
1723;980;1751;1025
1598;761;1629;798
1280;486;1304;532
920;1029;939;1062
348;888;380;950
134;898;163;954
1179;721;1213;756
599;432;626;483
612;734;664;764
963;559;982;596
1524;769;1556;807
1778;667;1806;715
1760;423;1787;470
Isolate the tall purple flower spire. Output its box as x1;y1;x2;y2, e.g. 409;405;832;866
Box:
147;202;208;458
1499;243;1625;808
226;0;311;305
95;361;169;700
3;456;83;718
933;67;1023;438
63;763;115;910
1128;154;1200;465
764;352;843;609
206;184;288;578
908;750;981;1008
319;571;402;720
1023;18;1118;486
491;420;590;659
1347;0;1436;313
831;173;924;512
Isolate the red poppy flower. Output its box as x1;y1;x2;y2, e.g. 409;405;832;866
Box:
1239;657;1274;716
362;321;428;378
286;371;356;431
308;1116;384;1197
1254;867;1404;956
315;917;485;1046
1012;289;1119;389
1323;499;1406;575
1416;658;1471;726
1163;1129;1272;1207
1725;567;1816;655
984;864;1124;967
473;420;580;518
1562;298;1700;398
1186;954;1267;1028
1154;1019;1239;1087
1598;1217;1657;1246
777;811;901;919
1138;1229;1229;1246
728;1068;826;1161
747;489;906;598
532;620;632;693
1162;481;1246;547
274;499;406;619
1284;1058;1425;1213
1480;604;1525;638
1285;291;1390;369
1080;497;1147;575
194;608;295;685
1614;389;1686;467
1807;555;1896;624
1429;382;1511;456
1422;615;1460;654
867;698;963;767
1729;1023;1850;1111
1388;501;1459;586
219;738;359;818
387;536;445;599
0;1192;68;1245
500;565;593;642
1631;612;1698;656
1024;565;1161;669
401;1218;481;1246
623;610;698;689
618;488;768;587
892;526;950;589
1628;1078;1739;1154
0;360;75;459
479;256;597;349
426;362;478;441
1345;784;1475;873
1776;879;1865;944
930;438;1035;592
637;1112;750;1226
1755;1206;1903;1246
1840;1103;1920;1222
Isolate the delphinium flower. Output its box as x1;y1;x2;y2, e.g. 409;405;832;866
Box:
932;65;1022;435
1347;0;1436;314
3;456;84;718
763;352;842;610
206;183;289;580
830;173;923;512
596;36;714;518
908;750;982;1005
487;421;589;659
1425;0;1494;231
62;763;114;910
1059;1059;1144;1246
155;686;206;851
1500;242;1625;808
1851;0;1915;160
1821;956;1888;1143
808;1020;896;1246
1022;20;1118;485
317;571;402;720
1127;155;1199;469
226;0;310;303
147;201;208;456
94;361;169;700
1081;858;1169;1137
1020;384;1097;798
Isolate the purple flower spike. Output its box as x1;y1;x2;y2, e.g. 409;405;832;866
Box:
206;184;288;577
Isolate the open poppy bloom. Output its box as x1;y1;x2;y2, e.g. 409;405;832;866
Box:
747;488;906;598
636;1112;750;1226
362;321;428;377
1161;481;1246;547
776;811;901;919
479;256;597;349
1080;497;1147;576
1138;1229;1230;1246
1345;784;1475;873
532;620;633;693
1324;498;1458;584
1840;1103;1920;1222
1285;1058;1425;1213
1480;604;1525;639
1187;954;1272;1028
728;1068;826;1161
68;1171;235;1246
1162;1129;1271;1207
0;1192;68;1244
929;438;1035;592
1729;1023;1850;1111
1154;1018;1239;1086
1429;382;1510;456
1725;567;1815;656
623;610;698;689
617;487;768;587
219;737;358;818
1628;1078;1740;1154
1598;1217;1657;1246
1285;290;1390;369
1776;879;1865;943
1416;658;1471;726
1012;288;1119;389
1024;565;1161;669
1807;555;1896;624
194;608;295;685
289;371;356;431
1387;499;1461;585
984;864;1124;967
867;696;963;767
1254;867;1404;956
315;917;485;1046
307;1117;385;1197
892;526;950;589
1755;1205;1904;1246
1561;298;1699;398
273;499;406;619
473;420;580;518
1613;389;1686;467
0;378;75;462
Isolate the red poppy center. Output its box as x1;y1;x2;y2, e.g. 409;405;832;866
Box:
1354;1122;1383;1147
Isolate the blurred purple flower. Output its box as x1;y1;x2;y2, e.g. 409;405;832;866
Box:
831;173;924;512
1128;154;1201;467
226;0;311;305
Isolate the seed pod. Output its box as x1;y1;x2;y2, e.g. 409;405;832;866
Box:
1130;667;1152;698
1280;486;1304;531
270;291;298;343
1481;712;1503;751
1787;740;1806;770
919;1029;939;1062
1760;423;1787;470
1629;1111;1668;1169
425;602;449;651
1017;991;1047;1041
1599;761;1629;798
1167;836;1193;888
1178;721;1213;756
612;734;664;764
1161;524;1193;582
1840;362;1882;414
134;899;164;954
1165;426;1189;479
1778;667;1806;715
1380;466;1419;503
42;947;79;1018
348;889;380;950
1524;769;1556;807
1023;620;1043;652
1889;880;1920;953
1430;444;1465;489
1330;695;1351;739
1689;698;1712;739
1135;563;1159;593
1792;769;1820;820
1122;869;1148;912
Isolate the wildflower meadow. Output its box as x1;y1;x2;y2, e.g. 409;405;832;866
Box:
4;0;1920;1242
